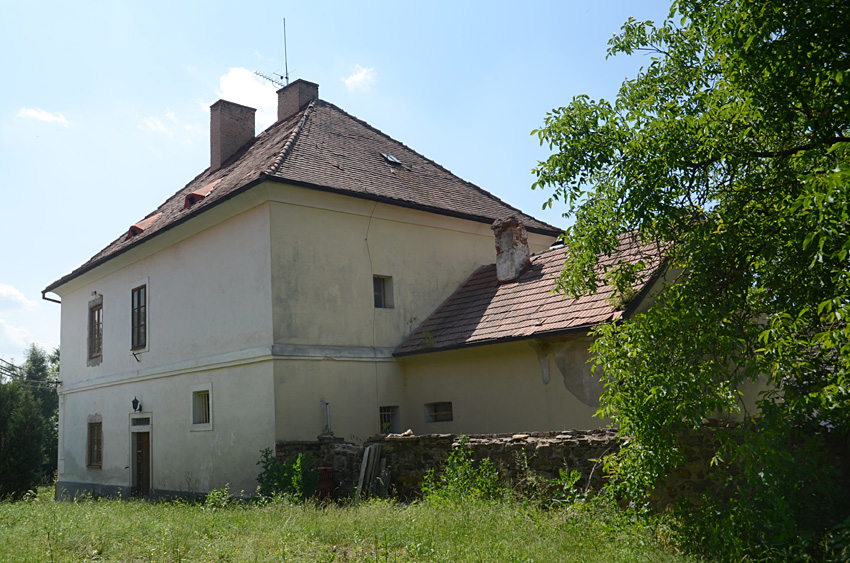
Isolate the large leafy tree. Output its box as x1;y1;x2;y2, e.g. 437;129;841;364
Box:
533;0;849;557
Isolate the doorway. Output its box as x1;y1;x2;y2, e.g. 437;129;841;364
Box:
134;432;150;498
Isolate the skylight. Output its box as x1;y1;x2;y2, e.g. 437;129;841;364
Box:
381;153;401;165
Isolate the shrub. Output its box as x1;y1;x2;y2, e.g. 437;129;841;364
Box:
421;436;502;502
256;448;318;501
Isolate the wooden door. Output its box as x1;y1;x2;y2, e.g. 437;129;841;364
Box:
135;432;150;498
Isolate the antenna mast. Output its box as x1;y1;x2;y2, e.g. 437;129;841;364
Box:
283;18;290;85
254;18;291;89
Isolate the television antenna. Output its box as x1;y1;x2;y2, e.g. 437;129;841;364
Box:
254;17;290;89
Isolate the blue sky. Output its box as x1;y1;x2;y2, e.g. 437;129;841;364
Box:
0;0;671;364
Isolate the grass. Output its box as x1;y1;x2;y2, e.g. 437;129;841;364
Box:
0;489;700;562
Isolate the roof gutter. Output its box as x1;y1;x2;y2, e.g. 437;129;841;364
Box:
393;322;600;358
41;290;61;304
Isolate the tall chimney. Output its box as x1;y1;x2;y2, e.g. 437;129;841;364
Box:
277;79;319;122
492;216;531;283
210;100;256;171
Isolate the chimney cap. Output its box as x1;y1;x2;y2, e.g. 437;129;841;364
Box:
275;78;320;95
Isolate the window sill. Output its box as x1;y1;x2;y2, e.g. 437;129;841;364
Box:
190;423;212;432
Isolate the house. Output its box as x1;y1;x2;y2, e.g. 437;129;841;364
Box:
44;79;664;499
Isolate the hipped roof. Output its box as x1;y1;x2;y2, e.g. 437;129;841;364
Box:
46;99;560;293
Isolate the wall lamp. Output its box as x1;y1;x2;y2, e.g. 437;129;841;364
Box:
132;397;142;412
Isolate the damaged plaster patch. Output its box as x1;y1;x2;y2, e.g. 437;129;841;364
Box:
528;340;552;384
528;337;602;407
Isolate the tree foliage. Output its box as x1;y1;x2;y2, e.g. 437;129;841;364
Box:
20;344;60;480
533;0;849;558
0;381;46;498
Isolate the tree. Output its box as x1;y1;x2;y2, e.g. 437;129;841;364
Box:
0;381;46;498
20;344;60;480
532;0;849;557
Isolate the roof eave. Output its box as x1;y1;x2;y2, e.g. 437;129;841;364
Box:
262;175;562;237
393;322;601;358
43;174;268;294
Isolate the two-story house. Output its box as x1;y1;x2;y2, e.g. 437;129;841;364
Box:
44;80;664;499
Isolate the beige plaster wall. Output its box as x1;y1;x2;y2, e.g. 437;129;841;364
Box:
267;184;555;350
56;202;274;384
399;338;608;435
58;361;275;495
273;358;405;442
54;202;276;494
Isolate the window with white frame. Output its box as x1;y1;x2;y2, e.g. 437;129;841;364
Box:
373;275;394;308
131;284;147;350
190;384;213;431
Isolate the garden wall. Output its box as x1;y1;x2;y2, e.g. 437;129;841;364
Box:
276;427;744;509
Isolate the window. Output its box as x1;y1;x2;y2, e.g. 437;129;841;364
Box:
87;421;102;468
425;401;453;423
87;294;103;365
131;285;147;350
373;275;394;308
191;384;213;431
379;406;400;434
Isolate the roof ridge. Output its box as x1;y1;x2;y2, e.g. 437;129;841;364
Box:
318;101;560;232
265;99;316;175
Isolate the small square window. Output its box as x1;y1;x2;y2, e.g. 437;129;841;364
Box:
131;285;147;350
191;385;213;431
379;405;400;434
425;402;453;423
373;276;394;308
87;421;103;468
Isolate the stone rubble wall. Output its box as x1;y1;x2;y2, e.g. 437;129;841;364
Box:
276;424;849;512
277;430;621;501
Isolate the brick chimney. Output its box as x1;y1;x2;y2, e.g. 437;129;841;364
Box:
492;216;531;283
210;100;256;171
277;79;319;122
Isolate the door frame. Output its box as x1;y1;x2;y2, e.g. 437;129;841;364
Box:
129;413;152;498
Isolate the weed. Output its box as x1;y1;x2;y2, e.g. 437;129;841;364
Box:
256;448;318;500
421;436;503;503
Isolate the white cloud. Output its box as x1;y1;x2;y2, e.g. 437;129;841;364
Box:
0;319;33;351
16;107;70;127
342;65;376;93
138;116;168;134
0;284;37;310
215;67;279;130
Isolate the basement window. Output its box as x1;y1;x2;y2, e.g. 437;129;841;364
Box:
425;402;453;423
190;384;213;431
373;276;394;309
379;406;400;434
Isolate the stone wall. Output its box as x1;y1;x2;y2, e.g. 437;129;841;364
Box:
277;424;850;511
276;429;620;501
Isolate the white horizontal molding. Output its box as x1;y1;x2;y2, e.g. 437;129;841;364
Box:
61;343;397;394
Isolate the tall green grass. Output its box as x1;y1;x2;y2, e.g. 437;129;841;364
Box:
0;489;698;562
